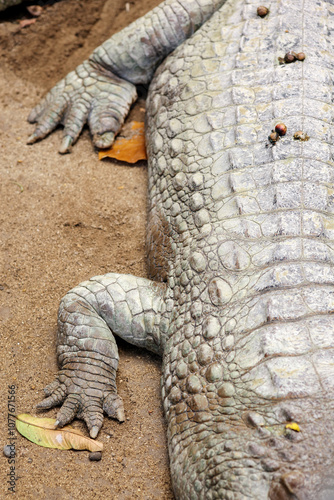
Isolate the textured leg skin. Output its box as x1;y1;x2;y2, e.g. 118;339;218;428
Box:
38;273;168;437
27;61;137;153
27;0;227;152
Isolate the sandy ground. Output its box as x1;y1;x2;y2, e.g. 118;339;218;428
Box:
0;1;173;498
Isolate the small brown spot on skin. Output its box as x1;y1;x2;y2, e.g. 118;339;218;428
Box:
269;131;279;144
293;130;309;141
295;52;306;61
278;51;305;64
284;52;296;63
257;6;269;17
275;123;287;136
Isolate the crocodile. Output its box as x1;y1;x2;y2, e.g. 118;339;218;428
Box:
13;0;334;497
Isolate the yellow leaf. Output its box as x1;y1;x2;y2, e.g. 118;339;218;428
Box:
285;422;300;432
99;121;147;163
16;414;103;452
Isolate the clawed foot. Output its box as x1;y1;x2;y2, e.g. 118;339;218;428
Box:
27;60;137;154
37;376;124;438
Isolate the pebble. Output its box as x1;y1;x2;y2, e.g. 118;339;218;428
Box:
89;451;102;461
3;445;14;458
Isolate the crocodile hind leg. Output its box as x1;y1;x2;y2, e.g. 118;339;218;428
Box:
27;0;227;152
37;273;168;438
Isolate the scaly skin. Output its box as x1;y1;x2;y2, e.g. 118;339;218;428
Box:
25;0;334;498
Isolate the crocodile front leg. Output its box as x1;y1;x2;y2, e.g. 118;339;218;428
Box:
27;0;227;153
27;65;137;153
37;273;168;437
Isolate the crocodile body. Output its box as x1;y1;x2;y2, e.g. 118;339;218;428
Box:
23;0;334;498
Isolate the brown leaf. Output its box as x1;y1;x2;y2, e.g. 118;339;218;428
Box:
16;414;103;452
19;19;37;28
99;121;147;163
26;5;43;16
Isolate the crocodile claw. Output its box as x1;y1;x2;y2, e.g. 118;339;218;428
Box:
103;393;125;422
59;136;73;154
27;60;137;153
37;376;124;438
93;131;115;149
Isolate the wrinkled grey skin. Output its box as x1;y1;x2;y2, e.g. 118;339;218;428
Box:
21;0;334;498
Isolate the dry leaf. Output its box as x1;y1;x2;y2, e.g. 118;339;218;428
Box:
27;5;43;16
19;19;37;28
16;414;103;452
99;121;147;163
285;422;300;432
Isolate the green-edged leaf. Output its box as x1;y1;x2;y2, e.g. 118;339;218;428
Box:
16;414;103;452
